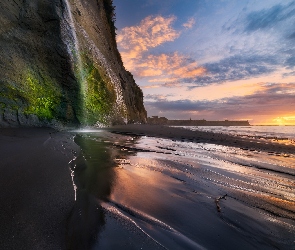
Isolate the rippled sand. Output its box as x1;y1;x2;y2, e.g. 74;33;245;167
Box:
68;127;295;249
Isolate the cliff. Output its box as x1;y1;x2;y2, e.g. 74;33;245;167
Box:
0;0;147;127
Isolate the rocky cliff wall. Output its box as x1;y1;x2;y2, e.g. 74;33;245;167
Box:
0;0;147;127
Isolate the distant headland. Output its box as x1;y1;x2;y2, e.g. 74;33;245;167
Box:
147;116;251;126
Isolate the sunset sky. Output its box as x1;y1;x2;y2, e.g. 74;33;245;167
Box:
113;0;295;125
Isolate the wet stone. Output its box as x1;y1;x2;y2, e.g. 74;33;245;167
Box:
27;114;41;127
0;108;9;127
17;109;28;126
3;108;18;126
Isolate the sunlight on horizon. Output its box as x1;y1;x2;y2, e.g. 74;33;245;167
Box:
272;116;295;126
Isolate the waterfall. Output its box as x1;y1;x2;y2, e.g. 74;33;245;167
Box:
78;27;128;123
60;0;87;123
59;0;127;125
60;0;83;81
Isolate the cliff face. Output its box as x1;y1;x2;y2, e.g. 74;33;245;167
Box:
0;0;147;127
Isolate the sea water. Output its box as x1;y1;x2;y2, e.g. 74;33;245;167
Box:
179;125;295;144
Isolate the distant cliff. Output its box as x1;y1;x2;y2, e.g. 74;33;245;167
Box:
0;0;147;127
147;117;250;126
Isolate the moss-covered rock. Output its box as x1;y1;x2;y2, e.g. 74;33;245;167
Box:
21;72;62;120
82;62;116;124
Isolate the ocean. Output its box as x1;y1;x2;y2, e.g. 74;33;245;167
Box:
68;126;295;249
179;125;295;144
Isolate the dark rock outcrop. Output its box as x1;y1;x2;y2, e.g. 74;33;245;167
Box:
0;0;147;127
147;117;250;126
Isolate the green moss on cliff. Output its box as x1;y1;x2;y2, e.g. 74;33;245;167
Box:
21;73;61;120
0;72;62;122
81;62;116;125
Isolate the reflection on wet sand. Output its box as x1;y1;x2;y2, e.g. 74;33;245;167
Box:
67;131;295;249
66;190;104;250
66;134;118;249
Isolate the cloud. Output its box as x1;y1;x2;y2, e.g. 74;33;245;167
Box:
282;71;295;77
117;15;205;86
149;77;178;83
118;5;293;92
285;56;295;67
163;82;182;88
136;52;206;80
139;69;162;77
183;18;195;29
145;94;172;100
244;2;295;32
118;13;282;88
142;84;161;89
117;15;180;61
145;82;295;120
189;54;279;86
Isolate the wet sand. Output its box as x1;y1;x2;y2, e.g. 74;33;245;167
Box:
70;128;295;249
0;128;78;250
107;124;295;155
1;126;295;249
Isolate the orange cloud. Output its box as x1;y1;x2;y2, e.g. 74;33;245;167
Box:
183;18;195;29
149;77;179;83
117;15;180;59
117;16;205;86
142;85;161;89
173;64;206;78
138;52;206;82
138;69;163;77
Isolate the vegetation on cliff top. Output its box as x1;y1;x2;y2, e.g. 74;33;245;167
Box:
103;0;116;38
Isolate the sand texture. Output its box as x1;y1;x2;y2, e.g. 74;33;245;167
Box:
0;128;78;249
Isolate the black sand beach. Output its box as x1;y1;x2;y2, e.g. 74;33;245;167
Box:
0;128;78;249
1;125;295;249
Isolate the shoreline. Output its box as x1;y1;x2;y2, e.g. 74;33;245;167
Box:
1;125;295;249
105;124;295;155
72;126;295;249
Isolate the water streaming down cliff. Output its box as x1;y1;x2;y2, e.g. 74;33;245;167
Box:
61;0;83;80
60;0;86;125
0;0;147;127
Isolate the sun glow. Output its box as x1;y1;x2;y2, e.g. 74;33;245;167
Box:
273;116;295;126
